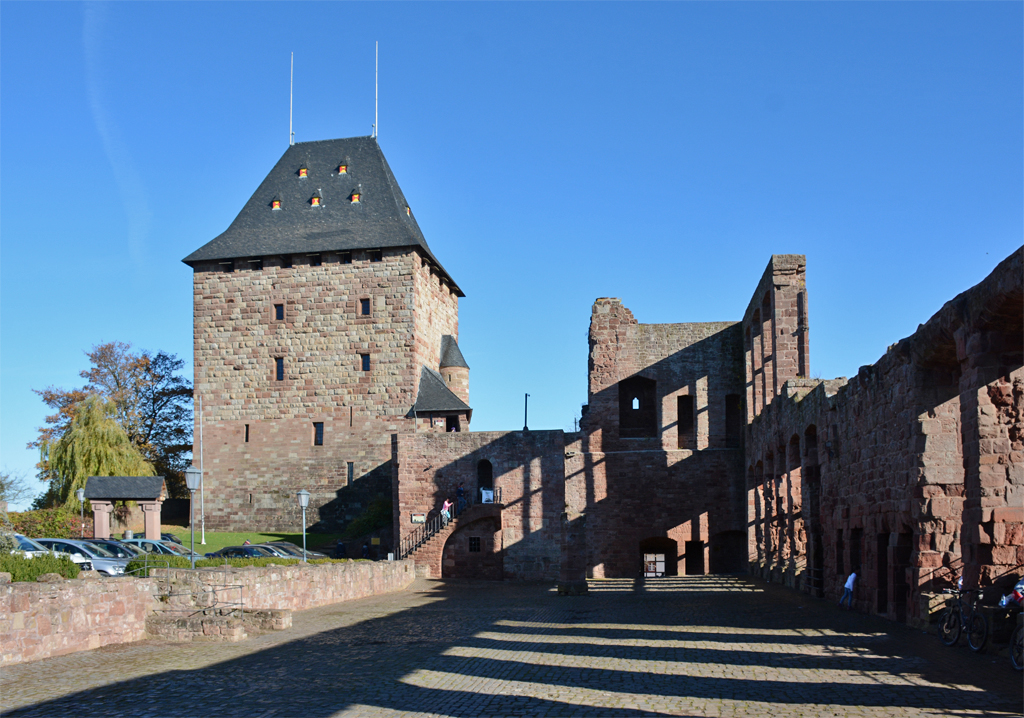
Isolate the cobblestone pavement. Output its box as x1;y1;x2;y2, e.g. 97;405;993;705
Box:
2;576;1021;717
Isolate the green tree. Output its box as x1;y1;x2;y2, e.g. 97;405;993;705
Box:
40;395;155;512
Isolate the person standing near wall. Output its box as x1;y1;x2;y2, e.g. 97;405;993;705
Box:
441;498;453;526
839;568;858;610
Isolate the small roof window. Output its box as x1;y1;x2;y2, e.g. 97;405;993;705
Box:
337;162;348;175
271;198;282;210
298;166;308;178
350;186;362;203
310;191;322;207
405;206;411;216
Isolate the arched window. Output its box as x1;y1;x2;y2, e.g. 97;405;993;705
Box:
618;376;657;438
477;460;493;490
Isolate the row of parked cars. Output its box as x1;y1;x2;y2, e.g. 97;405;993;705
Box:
12;533;324;576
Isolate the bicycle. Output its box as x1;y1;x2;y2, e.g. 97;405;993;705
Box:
939;585;988;652
1010;622;1023;671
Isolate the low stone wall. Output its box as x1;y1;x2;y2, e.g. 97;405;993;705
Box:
150;559;415;612
0;573;159;666
0;560;416;665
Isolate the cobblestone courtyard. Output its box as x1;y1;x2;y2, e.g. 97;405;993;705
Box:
2;576;1021;717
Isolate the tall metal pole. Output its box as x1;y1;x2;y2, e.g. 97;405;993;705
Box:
199;395;205;544
189;489;196;569
373;41;378;138
289;52;295;146
302;506;307;562
524;393;530;431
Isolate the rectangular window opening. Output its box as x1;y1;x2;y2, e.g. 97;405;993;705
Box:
274;304;284;321
275;357;284;381
248;258;263;270
360;298;371;316
468;537;481;553
677;395;695;449
340;251;352;265
369;250;382;263
244;424;250;443
309;253;322;267
725;394;743;449
360;354;370;372
281;255;293;269
248;493;253;504
313;422;324;446
347;462;354;486
220;261;234;273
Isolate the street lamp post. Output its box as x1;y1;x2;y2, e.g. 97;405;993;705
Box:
184;467;202;569
76;488;86;538
296;490;310;562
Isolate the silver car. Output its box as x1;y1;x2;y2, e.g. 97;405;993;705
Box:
35;538;125;576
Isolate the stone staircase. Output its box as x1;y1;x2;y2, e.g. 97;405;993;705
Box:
398;502;502;577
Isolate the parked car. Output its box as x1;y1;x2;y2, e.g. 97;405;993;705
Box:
161;533;183;545
253;544;295;558
204;545;276;559
83;538;145;559
121;538;203;561
264;541;328;559
35;539;121;574
12;534;50;558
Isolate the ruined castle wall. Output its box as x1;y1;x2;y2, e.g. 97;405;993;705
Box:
748;248;1023;623
393;431;566;580
192;248;421;531
580;299;748;578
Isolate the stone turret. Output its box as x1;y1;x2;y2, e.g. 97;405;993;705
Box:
439;335;470;407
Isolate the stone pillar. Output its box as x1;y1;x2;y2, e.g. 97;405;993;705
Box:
558;511;588;595
91;501;113;539
140;501;163;540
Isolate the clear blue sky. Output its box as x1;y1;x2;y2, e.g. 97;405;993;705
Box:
2;2;1021;510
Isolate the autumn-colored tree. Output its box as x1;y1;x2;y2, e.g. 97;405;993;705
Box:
30;342;193;504
41;395;156;512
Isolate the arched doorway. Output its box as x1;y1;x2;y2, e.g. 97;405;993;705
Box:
639;537;678;577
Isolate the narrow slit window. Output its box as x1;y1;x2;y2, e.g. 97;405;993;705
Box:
274;304;284;321
313;422;324;446
244;424;250;443
677;395;695;449
360;298;370;316
360;354;370;372
468;537;481;553
347;462;354;486
275;357;284;381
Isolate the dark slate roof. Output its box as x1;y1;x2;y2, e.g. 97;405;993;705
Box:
84;476;167;501
439;335;470;369
412;366;471;414
182;136;463;296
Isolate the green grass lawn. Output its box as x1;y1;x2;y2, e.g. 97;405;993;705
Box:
161;525;342;555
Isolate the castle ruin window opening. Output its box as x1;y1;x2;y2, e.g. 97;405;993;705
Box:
618;376;657;438
469;537;481;553
274;357;284;381
346;462;354;486
340;251;351;264
274;304;285;321
360;298;371;316
369;249;382;263
220;261;234;273
309;253;322;267
725;394;743;448
248;258;263;270
244;424;249;443
281;255;292;269
477;460;493;490
360;354;370;372
313;422;324;446
445;415;460;432
677;394;695;449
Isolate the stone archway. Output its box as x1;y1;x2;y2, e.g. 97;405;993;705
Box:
639;537;678;577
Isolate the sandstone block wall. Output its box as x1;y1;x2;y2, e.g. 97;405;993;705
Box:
393;431;566;580
192;248;459;531
579;299;748;578
0;576;159;666
746;248;1023;625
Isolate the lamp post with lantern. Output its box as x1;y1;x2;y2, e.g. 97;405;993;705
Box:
296;490;310;561
184;467;202;569
76;488;86;538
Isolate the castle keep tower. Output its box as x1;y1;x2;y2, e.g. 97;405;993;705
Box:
183;137;471;532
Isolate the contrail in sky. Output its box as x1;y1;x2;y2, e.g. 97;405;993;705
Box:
83;1;151;264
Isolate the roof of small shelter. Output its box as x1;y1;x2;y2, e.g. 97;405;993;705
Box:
412;366;471;414
84;476;167;501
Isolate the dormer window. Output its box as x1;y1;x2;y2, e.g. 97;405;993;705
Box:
298;167;308;178
271;199;282;210
405;206;411;216
350;188;361;203
310;193;322;207
337;164;348;174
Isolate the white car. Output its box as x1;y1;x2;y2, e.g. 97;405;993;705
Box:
12;534;50;558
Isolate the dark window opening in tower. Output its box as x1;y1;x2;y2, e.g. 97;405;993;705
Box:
340;252;352;264
369;250;382;263
275;357;284;381
618;376;657;438
725;394;744;448
360;354;370;372
477;460;493;490
275;304;284;321
309;253;322;267
445;415;460;432
677;395;695;449
360;298;370;316
313;422;324;446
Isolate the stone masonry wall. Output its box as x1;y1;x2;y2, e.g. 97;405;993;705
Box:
0;574;159;666
746;248;1023;625
393;431;566;580
192;246;459;532
579;299;748;578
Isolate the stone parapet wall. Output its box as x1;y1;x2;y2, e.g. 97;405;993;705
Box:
151;559;415;612
0;574;159;666
0;561;415;665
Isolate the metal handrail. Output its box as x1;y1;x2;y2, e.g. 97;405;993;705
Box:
398;495;476;560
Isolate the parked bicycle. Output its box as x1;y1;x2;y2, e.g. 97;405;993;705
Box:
939;580;988;652
1000;577;1023;671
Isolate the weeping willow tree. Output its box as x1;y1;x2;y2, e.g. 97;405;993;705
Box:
40;394;155;513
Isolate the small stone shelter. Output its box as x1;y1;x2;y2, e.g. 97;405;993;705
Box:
84;476;167;540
